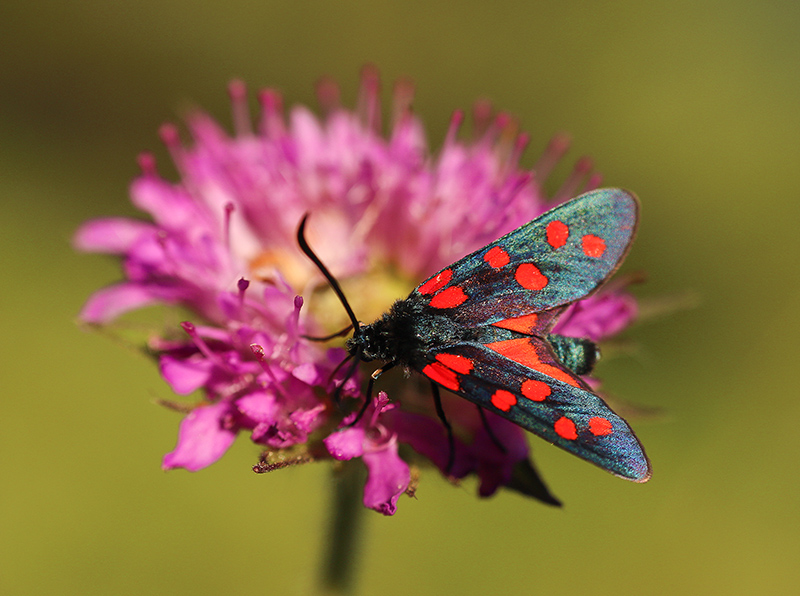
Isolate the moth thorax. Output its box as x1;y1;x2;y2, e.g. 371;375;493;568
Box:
347;299;421;364
348;322;395;362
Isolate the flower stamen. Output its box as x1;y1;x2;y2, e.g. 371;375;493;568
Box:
137;152;158;178
158;123;184;170
250;343;289;399
357;64;381;132
180;321;233;373
223;202;235;252
534;132;571;183
316;76;341;115
555;155;594;201
391;76;415;128
228;79;252;136
257;89;285;137
444;109;465;147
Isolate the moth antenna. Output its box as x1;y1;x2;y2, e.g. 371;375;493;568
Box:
296;214;361;335
302;324;354;342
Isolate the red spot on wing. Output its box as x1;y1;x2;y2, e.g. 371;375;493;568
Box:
435;353;474;374
521;379;551;402
581;234;606;257
491;389;517;412
546;220;569;249
418;269;453;295
492;313;539;334
554;417;578;440
484;338;580;388
589;416;613;436
515;263;549;291
422;362;461;391
429;286;468;309
484;246;510;269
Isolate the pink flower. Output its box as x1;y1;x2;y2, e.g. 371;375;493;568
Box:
324;393;410;515
76;67;637;514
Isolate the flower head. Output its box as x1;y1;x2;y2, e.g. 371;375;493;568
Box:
76;67;637;514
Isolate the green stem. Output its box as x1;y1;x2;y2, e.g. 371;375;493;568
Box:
319;460;366;595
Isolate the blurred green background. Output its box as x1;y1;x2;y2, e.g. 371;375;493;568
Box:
2;1;798;594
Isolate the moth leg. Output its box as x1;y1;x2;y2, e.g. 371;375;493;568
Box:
430;382;456;476
329;352;357;406
476;405;507;454
348;361;398;426
332;351;361;407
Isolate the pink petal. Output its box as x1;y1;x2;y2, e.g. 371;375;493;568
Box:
159;354;212;395
236;391;278;422
291;362;324;385
386;409;473;478
78;283;164;323
362;439;410;516
162;401;236;471
555;293;637;341
130;177;207;231
471;418;529;497
289;107;326;165
324;427;365;460
73;218;155;254
289;404;326;435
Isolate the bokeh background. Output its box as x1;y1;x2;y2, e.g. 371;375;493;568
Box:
2;1;798;594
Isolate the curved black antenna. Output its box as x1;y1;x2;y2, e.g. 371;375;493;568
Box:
296;214;361;336
302;324;354;342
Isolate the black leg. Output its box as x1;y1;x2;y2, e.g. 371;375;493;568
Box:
476;405;507;454
430;383;456;475
348;361;398;426
332;352;360;406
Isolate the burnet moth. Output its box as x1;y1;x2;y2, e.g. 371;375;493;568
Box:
298;188;651;484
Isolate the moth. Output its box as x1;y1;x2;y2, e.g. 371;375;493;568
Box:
299;188;651;483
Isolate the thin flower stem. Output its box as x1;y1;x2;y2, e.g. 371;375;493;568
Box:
320;461;366;595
